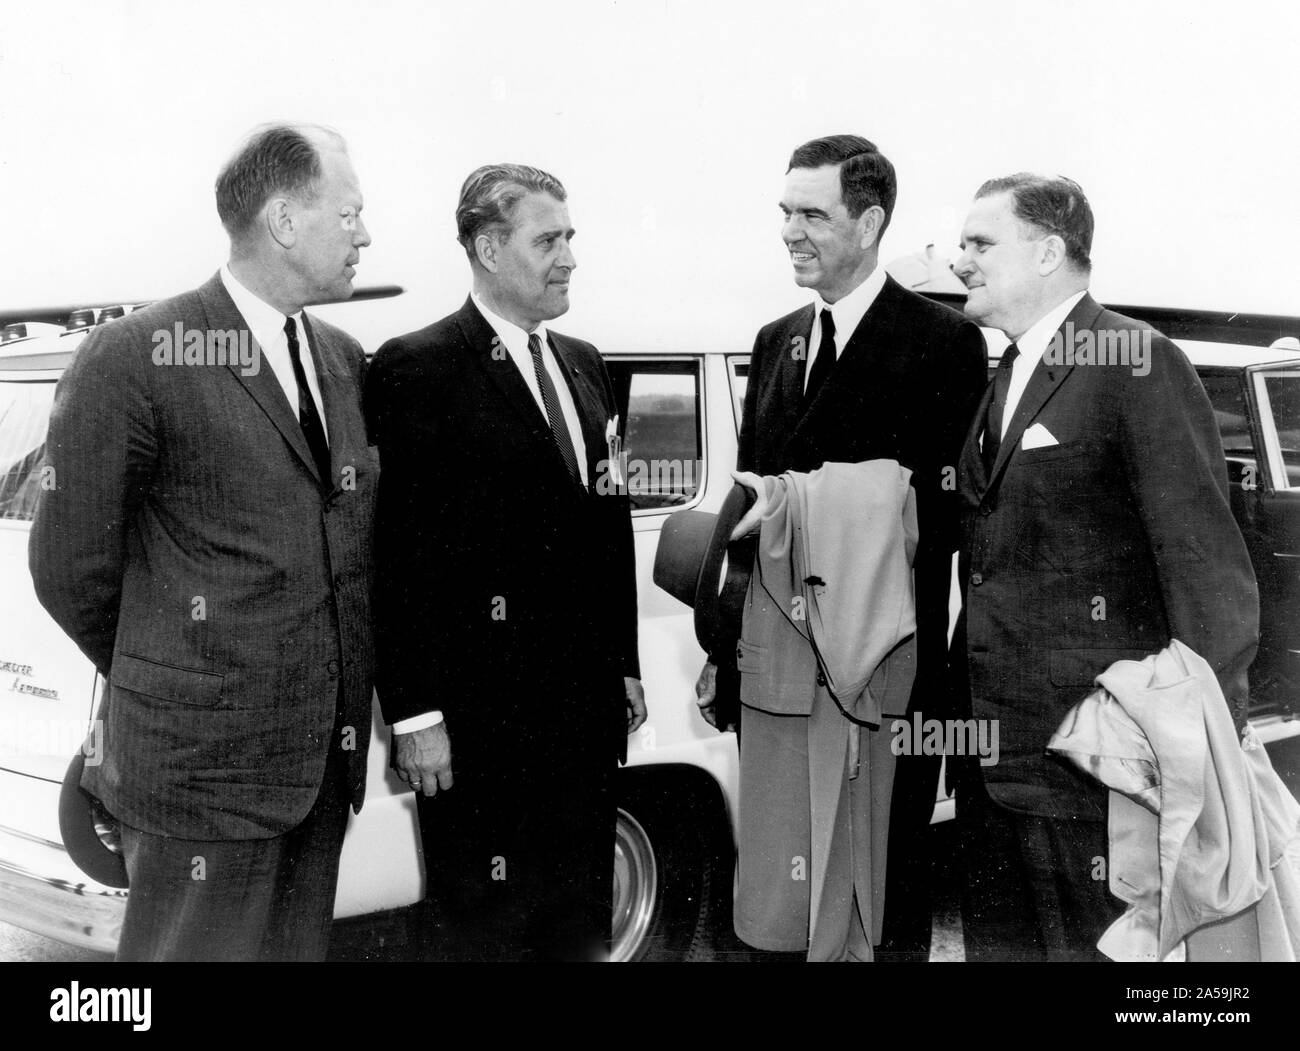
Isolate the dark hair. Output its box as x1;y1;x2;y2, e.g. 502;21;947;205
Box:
214;123;342;238
456;164;567;262
975;173;1094;272
787;134;897;236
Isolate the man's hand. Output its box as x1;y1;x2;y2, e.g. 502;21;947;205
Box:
625;677;648;735
729;470;768;538
392;722;454;798
695;661;720;727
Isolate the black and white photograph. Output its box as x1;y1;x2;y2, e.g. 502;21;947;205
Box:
0;0;1297;1032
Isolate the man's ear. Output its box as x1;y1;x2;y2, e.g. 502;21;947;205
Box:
856;205;886;251
1038;234;1068;276
266;197;295;249
474;232;499;273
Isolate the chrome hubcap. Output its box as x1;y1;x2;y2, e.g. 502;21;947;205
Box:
610;808;657;962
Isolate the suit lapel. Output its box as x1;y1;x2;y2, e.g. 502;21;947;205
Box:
548;332;609;475
196;274;323;485
959;377;996;502
987;293;1104;487
301;313;352;492
454;297;552;435
780;304;816;440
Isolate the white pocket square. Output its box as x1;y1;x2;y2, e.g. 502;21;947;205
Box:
1021;423;1059;450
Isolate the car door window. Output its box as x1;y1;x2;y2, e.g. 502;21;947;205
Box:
0;379;55;521
1252;368;1300;490
602;358;703;512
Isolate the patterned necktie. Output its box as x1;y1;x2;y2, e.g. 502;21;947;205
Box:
283;317;332;488
803;308;836;411
982;341;1021;471
527;332;582;487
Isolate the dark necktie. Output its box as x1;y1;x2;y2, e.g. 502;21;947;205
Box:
982;341;1021;471
283;317;332;488
803;308;836;411
527;333;582;488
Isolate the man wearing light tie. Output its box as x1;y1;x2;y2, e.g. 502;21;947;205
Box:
366;164;645;961
950;173;1258;959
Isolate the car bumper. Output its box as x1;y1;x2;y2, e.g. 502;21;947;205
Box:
0;821;123;953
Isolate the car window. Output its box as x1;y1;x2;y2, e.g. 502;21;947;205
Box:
0;379;55;521
603;359;703;511
1255;369;1300;489
1199;371;1254;460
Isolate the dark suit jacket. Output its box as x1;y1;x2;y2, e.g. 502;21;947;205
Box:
955;293;1260;820
738;274;987;715
29;272;377;840
364;297;638;766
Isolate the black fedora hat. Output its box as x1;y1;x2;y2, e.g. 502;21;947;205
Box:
652;482;756;659
58;749;129;889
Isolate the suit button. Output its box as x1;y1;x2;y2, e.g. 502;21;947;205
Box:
327;659;340;676
970;572;984;587
980;504;993;517
816;671;827;687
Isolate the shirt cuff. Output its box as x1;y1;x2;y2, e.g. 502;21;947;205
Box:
392;711;444;734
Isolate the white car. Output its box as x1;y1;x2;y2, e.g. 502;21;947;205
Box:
1;296;1297;961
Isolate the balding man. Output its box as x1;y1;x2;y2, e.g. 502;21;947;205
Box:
30;123;378;961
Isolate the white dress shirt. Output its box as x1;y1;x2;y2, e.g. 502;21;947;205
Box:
469;291;589;485
997;290;1087;439
219;265;328;439
393;292;593;737
803;264;888;392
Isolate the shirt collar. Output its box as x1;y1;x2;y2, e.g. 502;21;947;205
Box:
220;264;303;340
1014;290;1088;365
817;264;888;340
470;290;548;354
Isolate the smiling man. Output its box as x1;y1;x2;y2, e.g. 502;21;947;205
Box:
365;164;645;961
30;123;377;961
694;135;986;960
950;173;1259;960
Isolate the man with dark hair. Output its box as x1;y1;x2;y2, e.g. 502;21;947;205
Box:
366;163;645;961
694;134;987;960
951;173;1258;959
30;123;377;960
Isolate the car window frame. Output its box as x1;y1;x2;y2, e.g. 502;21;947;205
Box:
601;354;708;519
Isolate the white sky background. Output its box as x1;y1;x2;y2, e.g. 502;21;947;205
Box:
1;0;1297;352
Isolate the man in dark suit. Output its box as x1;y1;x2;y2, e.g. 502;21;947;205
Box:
365;164;645;961
950;173;1259;960
29;123;378;961
695;135;987;959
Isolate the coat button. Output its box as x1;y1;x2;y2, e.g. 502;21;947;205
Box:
980;504;993;517
816;671;827;687
970;572;984;587
327;659;340;676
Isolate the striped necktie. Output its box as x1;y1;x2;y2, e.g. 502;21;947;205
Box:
527;332;582;487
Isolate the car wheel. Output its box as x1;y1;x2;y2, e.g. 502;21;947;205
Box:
612;767;732;962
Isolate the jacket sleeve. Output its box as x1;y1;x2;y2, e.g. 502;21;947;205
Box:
29;325;158;677
590;345;641;680
1119;332;1259;729
365;341;448;724
908;319;987;717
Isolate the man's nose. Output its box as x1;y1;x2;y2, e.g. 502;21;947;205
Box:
557;239;577;271
782;213;803;244
353;216;372;249
952;249;974;279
